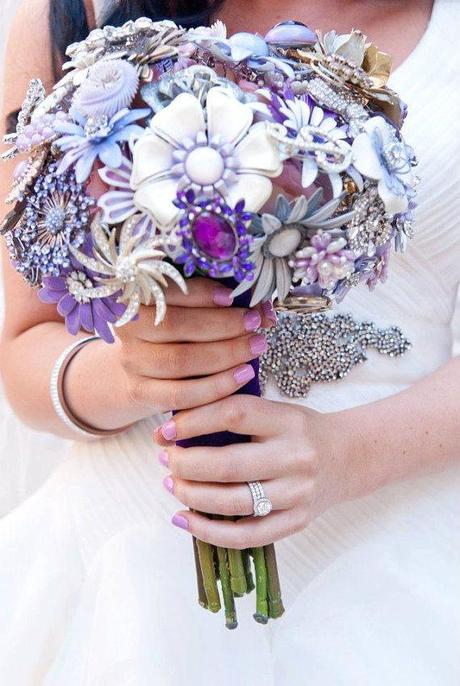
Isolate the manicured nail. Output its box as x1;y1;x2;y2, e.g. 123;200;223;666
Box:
161;419;177;442
234;364;256;385
163;476;174;494
213;286;234;307
244;310;262;332
158;450;169;467
172;513;189;531
262;300;278;326
250;334;268;356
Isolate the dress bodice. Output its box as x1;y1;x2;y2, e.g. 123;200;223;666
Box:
265;0;460;412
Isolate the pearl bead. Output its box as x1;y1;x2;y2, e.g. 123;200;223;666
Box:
185;147;225;186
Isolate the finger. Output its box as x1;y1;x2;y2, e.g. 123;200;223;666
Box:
154;396;292;445
124;304;262;343
158;442;296;482
131;363;258;413
164;475;305;517
129;334;268;379
170;508;307;549
165;277;235;308
259;300;278;329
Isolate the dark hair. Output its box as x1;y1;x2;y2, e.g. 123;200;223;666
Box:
49;0;224;78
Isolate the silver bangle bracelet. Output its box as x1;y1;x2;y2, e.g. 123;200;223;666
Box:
50;336;129;438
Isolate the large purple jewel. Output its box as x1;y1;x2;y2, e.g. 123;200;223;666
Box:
193;213;237;260
265;21;316;48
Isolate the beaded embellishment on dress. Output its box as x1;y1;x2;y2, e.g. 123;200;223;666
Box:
260;312;411;398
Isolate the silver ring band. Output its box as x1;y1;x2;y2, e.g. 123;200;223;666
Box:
247;481;273;517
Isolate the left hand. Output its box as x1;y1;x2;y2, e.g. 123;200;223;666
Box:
153;396;357;550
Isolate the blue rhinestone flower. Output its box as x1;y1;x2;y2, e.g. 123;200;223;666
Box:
10;161;95;282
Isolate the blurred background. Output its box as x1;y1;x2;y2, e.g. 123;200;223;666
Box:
0;3;458;517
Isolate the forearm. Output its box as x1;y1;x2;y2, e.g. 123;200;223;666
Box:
0;322;145;438
334;355;460;501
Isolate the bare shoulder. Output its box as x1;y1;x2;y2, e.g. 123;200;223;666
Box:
2;0;54;115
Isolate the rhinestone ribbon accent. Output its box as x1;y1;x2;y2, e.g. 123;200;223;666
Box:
260;312;411;399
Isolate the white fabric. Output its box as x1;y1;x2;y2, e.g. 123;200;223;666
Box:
1;0;460;683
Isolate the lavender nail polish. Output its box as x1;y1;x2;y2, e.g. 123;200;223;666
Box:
158;450;169;467
244;310;262;332
213;286;234;307
172;514;189;531
262;300;278;326
250;334;268;356
234;364;256;385
161;420;177;442
163;476;174;494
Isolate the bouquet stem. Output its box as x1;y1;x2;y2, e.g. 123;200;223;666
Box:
252;546;269;624
196;538;221;613
228;548;248;595
192;536;208;609
216;545;238;630
242;549;255;593
264;544;285;619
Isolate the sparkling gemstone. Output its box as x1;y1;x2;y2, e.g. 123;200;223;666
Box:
185;147;225;186
45;206;66;234
264;20;316;47
255;498;272;516
193;213;237;260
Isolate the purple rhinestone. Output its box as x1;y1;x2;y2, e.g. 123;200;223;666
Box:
264;20;316;47
192;213;237;260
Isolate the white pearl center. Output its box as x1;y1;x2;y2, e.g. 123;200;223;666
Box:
185;147;225;186
269;228;302;257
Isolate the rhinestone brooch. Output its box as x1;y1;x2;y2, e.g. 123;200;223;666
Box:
260;311;411;398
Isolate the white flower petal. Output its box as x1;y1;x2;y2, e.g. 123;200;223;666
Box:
351;132;384;180
329;172;344;198
131;132;174;188
235;122;282;177
377;178;408;216
133;177;180;228
207;87;253;146
226;174;273;213
151;92;205;147
251;259;275;305
301;157;318;188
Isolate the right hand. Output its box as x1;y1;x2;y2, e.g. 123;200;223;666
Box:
114;278;276;416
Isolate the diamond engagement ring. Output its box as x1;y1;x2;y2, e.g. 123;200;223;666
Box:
247;481;273;517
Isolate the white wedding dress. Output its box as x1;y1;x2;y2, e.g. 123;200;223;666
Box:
1;1;460;683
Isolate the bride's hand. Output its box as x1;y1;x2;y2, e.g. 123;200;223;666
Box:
153;396;364;549
114;278;275;417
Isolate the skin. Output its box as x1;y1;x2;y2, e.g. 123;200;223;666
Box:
1;0;453;552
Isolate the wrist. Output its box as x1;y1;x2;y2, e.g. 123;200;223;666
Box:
64;336;148;432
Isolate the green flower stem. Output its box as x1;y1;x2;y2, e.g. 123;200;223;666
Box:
192;536;208;609
252;546;269;624
216;546;238;630
242;549;255;593
196;539;221;613
227;548;248;595
264;544;285;619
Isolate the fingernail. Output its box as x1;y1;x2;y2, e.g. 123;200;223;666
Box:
250;334;268;356
213;286;234;307
161;419;176;442
163;476;174;494
234;364;256;385
172;514;189;531
244;310;262;332
158;450;169;467
262;300;278;326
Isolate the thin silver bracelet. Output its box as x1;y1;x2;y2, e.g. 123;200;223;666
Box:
50;336;129;438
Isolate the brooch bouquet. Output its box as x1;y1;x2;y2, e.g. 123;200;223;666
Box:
1;17;417;628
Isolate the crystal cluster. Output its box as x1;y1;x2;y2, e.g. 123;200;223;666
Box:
260;312;411;398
